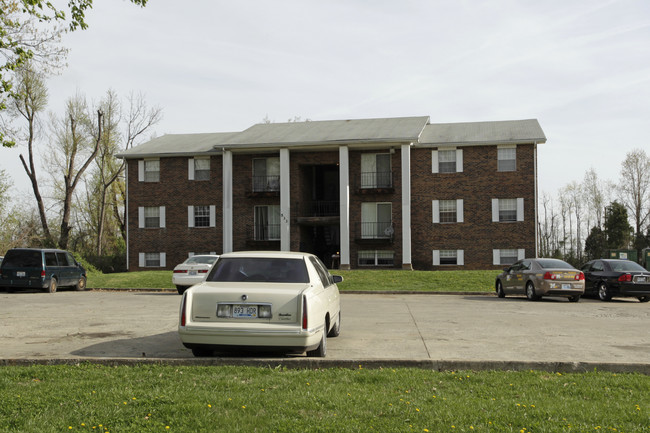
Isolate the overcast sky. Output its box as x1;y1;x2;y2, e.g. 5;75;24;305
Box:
2;0;649;198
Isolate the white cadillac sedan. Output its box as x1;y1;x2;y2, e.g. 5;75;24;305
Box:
172;255;219;295
178;251;342;357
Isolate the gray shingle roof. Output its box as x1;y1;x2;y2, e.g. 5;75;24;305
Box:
116;132;239;158
222;116;431;149
418;119;546;146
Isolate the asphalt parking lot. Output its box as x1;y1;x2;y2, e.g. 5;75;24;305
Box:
1;290;649;372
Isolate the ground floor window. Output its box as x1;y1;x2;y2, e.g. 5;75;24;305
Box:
358;250;394;266
139;252;166;268
494;248;520;265
433;249;464;266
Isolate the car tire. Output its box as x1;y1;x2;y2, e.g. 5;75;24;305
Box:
176;285;188;295
191;347;213;357
597;282;612;301
637;296;650;303
46;278;57;294
568;295;580;302
307;330;327;357
496;281;506;298
75;276;87;291
328;312;341;338
525;281;539;301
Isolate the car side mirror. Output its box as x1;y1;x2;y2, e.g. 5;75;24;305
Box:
332;275;343;284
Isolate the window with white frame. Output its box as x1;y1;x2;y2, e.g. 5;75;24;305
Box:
432;148;463;174
498;147;516;172
188;205;216;228
492;198;524;222
143;159;160;182
358;250;394;266
189;157;210;180
433;249;464;266
432;199;463;224
254;205;280;240
493;248;524;265
253;157;280;192
361;202;393;239
360;153;391;188
139;252;166;268
139;206;165;228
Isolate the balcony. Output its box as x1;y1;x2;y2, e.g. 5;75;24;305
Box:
356;171;394;194
247;175;280;197
354;221;394;245
297;201;340;226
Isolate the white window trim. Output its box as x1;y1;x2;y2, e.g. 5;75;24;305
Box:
188;205;217;228
139;158;160;182
492;249;525;265
492;198;524;222
139;206;165;228
433;249;464;266
432;199;463;224
432;148;463;174
139;252;166;268
497;145;517;172
188;158;195;180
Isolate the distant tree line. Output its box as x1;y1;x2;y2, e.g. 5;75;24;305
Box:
538;149;650;267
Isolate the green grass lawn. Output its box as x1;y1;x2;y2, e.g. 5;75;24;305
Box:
0;365;647;433
87;269;501;292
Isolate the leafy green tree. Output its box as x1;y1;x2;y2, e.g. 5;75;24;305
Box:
604;201;632;249
584;226;606;261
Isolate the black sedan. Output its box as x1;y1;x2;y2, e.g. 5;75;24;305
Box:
581;259;650;302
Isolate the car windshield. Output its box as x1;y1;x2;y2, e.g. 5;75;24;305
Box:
610;261;646;272
208;257;309;283
536;259;574;270
185;256;217;265
1;250;42;268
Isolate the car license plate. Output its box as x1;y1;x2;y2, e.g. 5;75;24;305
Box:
562;284;571;290
189;270;197;276
636;276;647;283
233;305;257;318
17;271;26;277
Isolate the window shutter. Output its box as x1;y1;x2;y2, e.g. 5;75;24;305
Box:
138;207;144;228
160;252;166;267
492;199;499;222
456;149;463;173
517;198;525;221
188;206;194;228
431;150;439;174
138;160;145;182
457;250;464;266
457;199;464;223
188;158;195;180
493;249;500;265
210;205;216;227
159;206;166;228
432;250;440;266
518;249;526;260
139;253;145;267
432;200;440;223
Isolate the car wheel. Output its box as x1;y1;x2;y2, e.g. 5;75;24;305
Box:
597;282;612;301
75;276;87;291
496;281;506;298
637;296;650;303
191;346;213;357
327;312;341;338
307;330;327;357
568;295;580;303
46;278;57;294
525;281;539;301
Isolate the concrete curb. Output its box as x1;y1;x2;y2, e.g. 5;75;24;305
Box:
89;288;495;296
2;358;649;374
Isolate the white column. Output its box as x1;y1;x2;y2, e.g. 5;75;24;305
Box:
401;144;412;270
339;146;350;269
222;150;233;253
280;148;291;251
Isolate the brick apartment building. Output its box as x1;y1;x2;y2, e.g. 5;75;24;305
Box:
118;116;545;271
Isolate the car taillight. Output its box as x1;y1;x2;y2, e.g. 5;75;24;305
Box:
198;269;208;273
543;272;557;280
302;296;308;330
41;270;46;278
180;294;187;326
618;274;633;282
575;272;585;281
173;270;187;274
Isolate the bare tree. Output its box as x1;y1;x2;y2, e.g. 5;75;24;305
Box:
619;149;650;251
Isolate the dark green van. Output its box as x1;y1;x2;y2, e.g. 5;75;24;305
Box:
0;248;87;293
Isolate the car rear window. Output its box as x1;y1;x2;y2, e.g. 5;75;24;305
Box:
186;256;218;265
1;250;42;268
610;261;646;272
208;257;309;283
537;259;574;270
